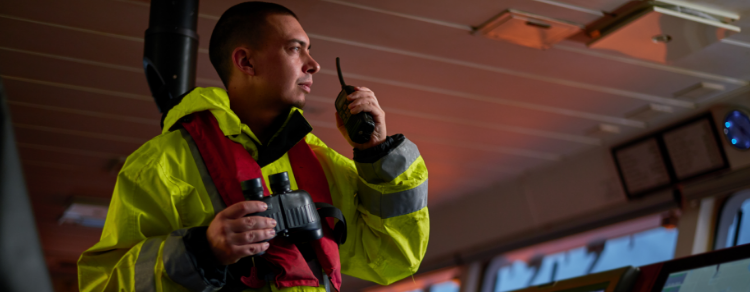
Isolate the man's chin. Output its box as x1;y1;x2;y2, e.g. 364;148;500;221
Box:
282;92;306;109
292;99;306;109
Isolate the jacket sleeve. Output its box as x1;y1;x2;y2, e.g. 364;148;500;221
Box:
307;134;429;285
77;151;223;292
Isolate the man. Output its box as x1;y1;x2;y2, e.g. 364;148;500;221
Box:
78;2;429;292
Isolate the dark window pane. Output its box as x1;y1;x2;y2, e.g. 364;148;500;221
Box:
726;214;739;248
737;199;750;246
591;227;678;273
724;199;750;248
494;227;678;292
529;254;559;286
496;261;535;292
553;247;595;281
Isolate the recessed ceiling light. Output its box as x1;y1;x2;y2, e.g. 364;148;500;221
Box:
587;124;621;137
626;104;674;122
475;9;582;50
673;82;725;101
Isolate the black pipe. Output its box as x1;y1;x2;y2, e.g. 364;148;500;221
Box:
143;0;199;114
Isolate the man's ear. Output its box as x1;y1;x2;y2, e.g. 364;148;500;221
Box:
231;47;255;76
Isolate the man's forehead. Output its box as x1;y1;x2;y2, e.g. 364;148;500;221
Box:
266;14;309;45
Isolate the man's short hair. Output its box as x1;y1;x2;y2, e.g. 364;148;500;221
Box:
209;2;298;86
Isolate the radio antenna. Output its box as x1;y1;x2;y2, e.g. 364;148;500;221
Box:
336;57;346;88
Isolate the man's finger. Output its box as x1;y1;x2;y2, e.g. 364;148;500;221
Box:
348;98;379;110
350;101;383;116
220;201;268;219
234;242;270;258
228;216;276;232
349;104;367;115
229;229;276;245
346;90;372;101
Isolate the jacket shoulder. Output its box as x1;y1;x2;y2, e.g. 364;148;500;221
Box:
304;132;328;149
304;133;355;171
119;130;193;176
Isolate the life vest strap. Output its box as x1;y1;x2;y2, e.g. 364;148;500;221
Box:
180;111;343;291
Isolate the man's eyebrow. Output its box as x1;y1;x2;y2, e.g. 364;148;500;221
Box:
289;39;311;49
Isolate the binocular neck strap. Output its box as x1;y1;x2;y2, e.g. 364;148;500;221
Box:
315;203;347;246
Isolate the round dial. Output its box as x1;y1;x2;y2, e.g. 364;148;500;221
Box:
723;110;750;150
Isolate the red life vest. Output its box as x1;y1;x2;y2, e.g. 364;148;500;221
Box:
181;111;342;291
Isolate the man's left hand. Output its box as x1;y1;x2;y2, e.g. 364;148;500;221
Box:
335;86;387;150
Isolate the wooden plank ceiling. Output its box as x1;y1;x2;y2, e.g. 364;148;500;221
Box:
0;0;748;287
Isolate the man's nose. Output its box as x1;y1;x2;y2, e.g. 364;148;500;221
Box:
304;55;320;74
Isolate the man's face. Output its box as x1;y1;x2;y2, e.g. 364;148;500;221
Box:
252;14;319;110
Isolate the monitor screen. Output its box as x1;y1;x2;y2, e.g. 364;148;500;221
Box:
658;257;750;292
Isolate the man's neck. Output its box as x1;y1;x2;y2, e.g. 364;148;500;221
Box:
229;94;288;145
241;108;288;145
227;83;290;145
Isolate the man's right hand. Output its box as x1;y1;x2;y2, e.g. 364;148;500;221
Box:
207;201;277;265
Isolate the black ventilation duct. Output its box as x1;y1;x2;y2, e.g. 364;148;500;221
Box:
143;0;199;114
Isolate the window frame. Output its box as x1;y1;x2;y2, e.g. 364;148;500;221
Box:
480;256;510;292
713;188;750;249
479;215;677;292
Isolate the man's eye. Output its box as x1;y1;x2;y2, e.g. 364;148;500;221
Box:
291;47;301;52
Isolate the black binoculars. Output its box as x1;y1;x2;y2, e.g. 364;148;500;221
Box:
240;172;323;243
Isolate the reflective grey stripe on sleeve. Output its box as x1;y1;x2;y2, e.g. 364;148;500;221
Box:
356;138;421;184
135;237;161;292
163;229;222;292
180;128;226;214
358;179;428;219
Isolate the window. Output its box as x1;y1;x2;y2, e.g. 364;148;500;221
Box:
366;267;461;292
430;280;460;292
493;227;678;292
714;189;750;249
725;197;750;246
590;227;678;272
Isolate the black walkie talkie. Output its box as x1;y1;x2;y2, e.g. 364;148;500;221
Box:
334;57;375;144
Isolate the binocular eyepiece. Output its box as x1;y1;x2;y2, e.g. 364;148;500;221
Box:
241;172;293;200
240;177;264;201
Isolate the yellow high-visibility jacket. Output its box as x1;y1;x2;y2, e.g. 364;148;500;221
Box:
77;87;429;292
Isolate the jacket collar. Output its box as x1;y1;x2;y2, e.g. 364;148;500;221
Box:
164;87;313;166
